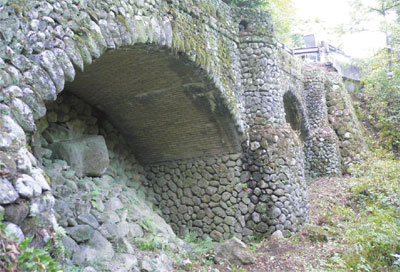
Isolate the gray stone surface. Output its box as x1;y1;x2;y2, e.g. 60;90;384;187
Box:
13;174;42;198
62;235;80;257
5;222;25;242
4;202;29;224
50;135;109;177
66;225;95;242
214;237;255;265
0;2;368;270
0;178;19;204
87;231;114;260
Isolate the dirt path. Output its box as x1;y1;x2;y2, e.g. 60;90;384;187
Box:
245;177;352;272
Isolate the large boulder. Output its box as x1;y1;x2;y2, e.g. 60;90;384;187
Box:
50;135;109;177
66;225;95;242
213;237;255;266
72;231;114;264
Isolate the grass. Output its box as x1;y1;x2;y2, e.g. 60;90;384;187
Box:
313;152;400;271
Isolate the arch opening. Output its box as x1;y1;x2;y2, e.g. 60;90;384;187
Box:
239;20;248;32
283;92;308;141
64;45;242;164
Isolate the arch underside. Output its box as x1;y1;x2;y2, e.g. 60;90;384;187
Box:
65;46;241;164
283;92;308;141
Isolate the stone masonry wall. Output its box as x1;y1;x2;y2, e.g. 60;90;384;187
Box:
325;72;368;172
238;12;309;237
278;49;310;141
0;0;251;255
245;127;308;237
0;0;369;263
146;153;248;241
303;68;342;177
32;92;180;270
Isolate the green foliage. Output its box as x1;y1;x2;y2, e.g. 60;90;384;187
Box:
302;154;400;271
140;217;158;234
137;235;168;252
345;0;400;154
264;0;296;44
221;0;265;8
180;231;216;267
222;0;296;44
0;217;63;272
183;231;216;258
17;237;62;272
336;155;400;270
90;189;101;210
357;50;400;153
45;225;68;264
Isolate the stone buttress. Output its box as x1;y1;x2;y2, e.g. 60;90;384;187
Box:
238;9;309;236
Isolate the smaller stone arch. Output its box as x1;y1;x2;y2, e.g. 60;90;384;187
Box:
239;20;248;32
283;91;309;141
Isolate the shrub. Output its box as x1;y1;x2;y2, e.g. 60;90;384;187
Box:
0;217;63;272
340;156;400;270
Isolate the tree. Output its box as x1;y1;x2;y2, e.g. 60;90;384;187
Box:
265;0;296;44
369;0;400;71
351;1;400;153
345;0;400;71
222;0;296;44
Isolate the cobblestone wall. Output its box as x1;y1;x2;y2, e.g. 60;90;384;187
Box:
238;15;309;237
302;68;342;177
146;154;247;241
0;0;368;253
28;92;181;269
325;72;368;171
0;0;249;247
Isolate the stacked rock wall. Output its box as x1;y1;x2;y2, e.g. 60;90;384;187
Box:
31;92;179;270
325;72;368;171
146;153;248;241
0;1;370;265
245;127;308;236
302;68;342;177
0;0;250;255
238;11;309;237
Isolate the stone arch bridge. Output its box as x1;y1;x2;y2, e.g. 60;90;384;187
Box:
0;0;367;249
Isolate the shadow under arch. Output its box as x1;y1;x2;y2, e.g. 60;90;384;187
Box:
63;45;242;164
283;91;309;141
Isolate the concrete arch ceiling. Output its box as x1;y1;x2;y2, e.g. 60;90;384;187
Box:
65;45;241;163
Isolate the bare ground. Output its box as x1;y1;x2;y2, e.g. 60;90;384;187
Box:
244;176;353;272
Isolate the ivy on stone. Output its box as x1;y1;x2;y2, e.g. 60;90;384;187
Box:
221;0;266;8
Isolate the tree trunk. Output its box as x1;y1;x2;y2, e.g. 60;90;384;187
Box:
386;33;393;72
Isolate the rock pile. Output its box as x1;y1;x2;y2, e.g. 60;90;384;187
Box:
31;93;178;271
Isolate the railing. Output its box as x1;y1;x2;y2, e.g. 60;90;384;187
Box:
277;41;295;55
277;41;348;60
277;40;360;81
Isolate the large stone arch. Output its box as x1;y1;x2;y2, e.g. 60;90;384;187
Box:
0;0;248;248
1;0;245;138
65;45;242;163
